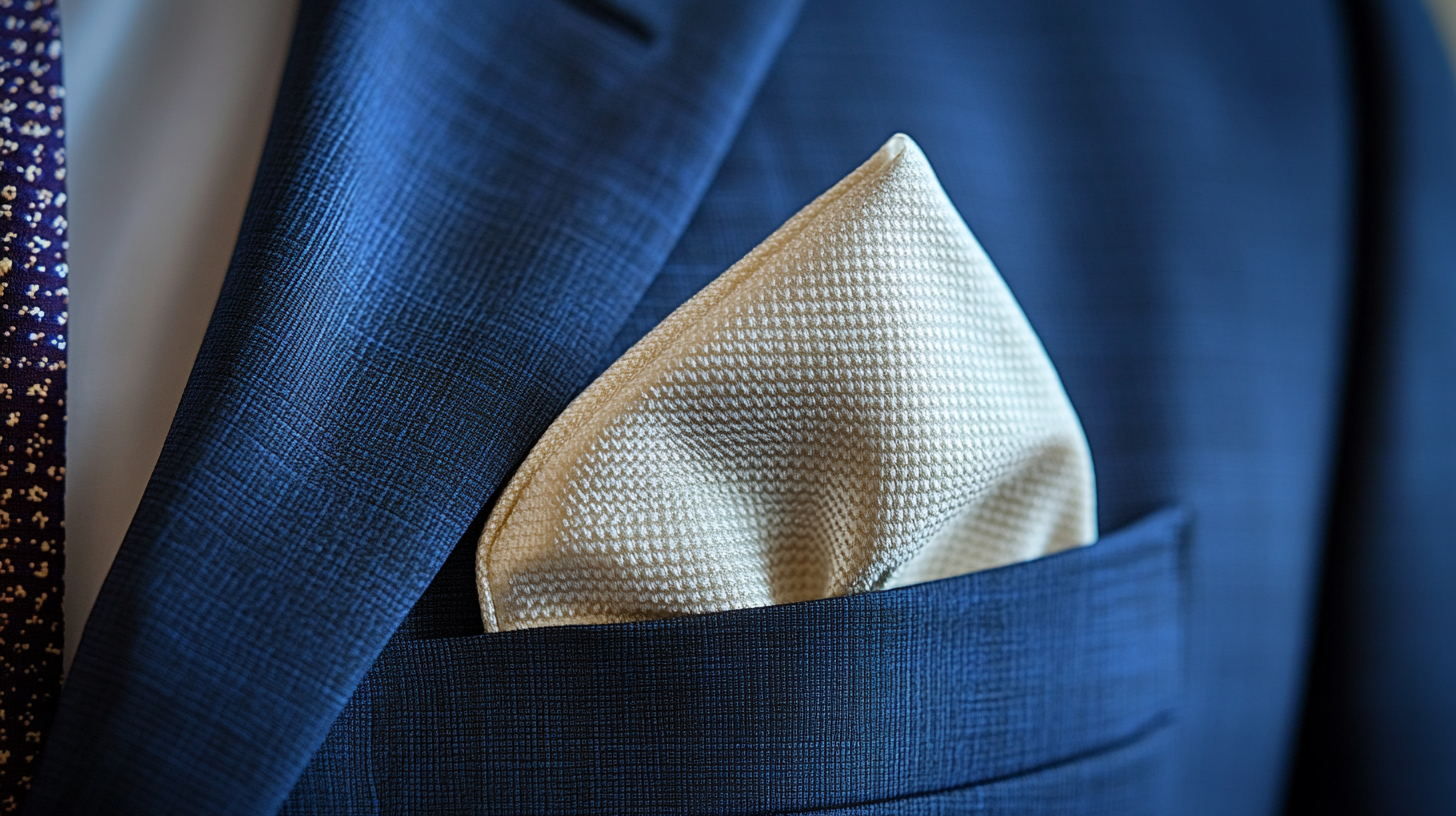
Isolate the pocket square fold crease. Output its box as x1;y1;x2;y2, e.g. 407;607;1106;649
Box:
476;134;1096;632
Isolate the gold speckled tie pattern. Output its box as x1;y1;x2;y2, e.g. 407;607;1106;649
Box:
0;0;65;809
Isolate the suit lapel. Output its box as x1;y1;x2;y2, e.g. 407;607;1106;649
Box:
31;1;803;813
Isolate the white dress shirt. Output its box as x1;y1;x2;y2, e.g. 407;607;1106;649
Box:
60;0;297;667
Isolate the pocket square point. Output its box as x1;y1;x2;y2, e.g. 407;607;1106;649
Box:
477;134;1095;632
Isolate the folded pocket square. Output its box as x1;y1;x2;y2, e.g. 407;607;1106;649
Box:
476;134;1095;632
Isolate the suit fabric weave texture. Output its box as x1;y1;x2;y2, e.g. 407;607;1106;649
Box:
26;0;1456;815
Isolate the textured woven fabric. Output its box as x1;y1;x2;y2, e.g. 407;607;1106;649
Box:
0;1;65;808
287;508;1184;815
28;4;805;814
477;134;1094;631
29;1;1456;814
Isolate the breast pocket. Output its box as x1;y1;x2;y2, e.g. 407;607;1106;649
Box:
284;507;1189;816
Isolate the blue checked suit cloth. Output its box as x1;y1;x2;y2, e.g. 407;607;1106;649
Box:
26;0;1456;814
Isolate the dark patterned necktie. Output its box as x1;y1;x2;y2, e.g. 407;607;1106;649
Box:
0;0;65;809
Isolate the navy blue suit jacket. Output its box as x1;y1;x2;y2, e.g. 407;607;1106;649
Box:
26;1;1456;814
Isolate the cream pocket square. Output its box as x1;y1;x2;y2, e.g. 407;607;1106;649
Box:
476;134;1095;632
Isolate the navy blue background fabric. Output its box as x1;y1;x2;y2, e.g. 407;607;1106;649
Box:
1287;0;1456;813
23;0;1456;815
27;2;803;814
284;509;1186;815
296;0;1364;812
605;1;1352;813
